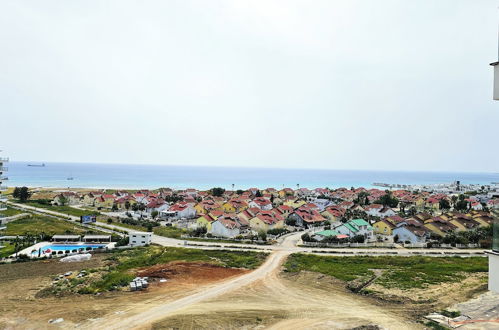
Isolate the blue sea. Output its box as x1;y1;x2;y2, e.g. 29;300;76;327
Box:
4;161;499;190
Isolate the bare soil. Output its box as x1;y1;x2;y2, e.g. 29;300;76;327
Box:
0;258;247;329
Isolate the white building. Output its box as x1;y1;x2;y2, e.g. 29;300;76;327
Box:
489;61;499;292
129;232;152;247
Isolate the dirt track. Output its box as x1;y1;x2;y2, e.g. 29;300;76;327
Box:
80;233;420;330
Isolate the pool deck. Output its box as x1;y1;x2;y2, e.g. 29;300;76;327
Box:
14;241;114;258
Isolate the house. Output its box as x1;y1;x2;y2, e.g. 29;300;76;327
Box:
312;230;348;242
115;196;137;210
450;216;481;232
378;207;396;218
129;232;152;247
82;192;99;206
373;219;396;235
249;197;273;210
160;202;196;220
210;216;241;238
471;201;483;211
392;220;428;244
364;204;384;217
283;199;306;209
335;219;374;239
52;192;81;206
275;205;293;218
278;188;294;198
222;199;249;213
424;218;457;237
196;214;216;231
237;207;261;223
145;200;169;215
94;194;115;209
288;206;326;228
487;199;499;209
248;211;284;232
194;200;222;214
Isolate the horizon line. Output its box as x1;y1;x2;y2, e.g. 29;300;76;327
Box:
8;159;499;175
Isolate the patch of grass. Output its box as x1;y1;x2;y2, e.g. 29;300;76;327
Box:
284;254;488;289
153;226;186;239
22;201;100;217
0;243;16;258
79;246;268;293
0;215;104;236
0;207;26;217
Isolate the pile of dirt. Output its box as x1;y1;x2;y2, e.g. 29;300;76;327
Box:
137;261;248;283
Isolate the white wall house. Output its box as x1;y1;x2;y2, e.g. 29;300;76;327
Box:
210;220;240;238
129;232;152;247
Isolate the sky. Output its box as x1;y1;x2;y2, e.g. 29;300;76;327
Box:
1;0;498;173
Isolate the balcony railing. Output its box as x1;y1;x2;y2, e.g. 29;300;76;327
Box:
0;158;8;162
0;167;7;171
0;177;8;181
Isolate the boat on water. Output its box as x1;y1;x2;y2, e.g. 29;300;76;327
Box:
27;163;45;167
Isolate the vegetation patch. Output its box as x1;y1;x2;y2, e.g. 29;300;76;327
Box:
0;207;26;217
77;246;268;293
1;215;102;236
22;200;100;217
284;254;488;289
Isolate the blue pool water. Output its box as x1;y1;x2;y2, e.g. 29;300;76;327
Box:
33;244;106;255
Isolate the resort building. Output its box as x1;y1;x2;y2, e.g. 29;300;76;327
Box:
129;232;152;247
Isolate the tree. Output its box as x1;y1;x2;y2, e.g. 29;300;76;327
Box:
14;187;32;202
107;218;113;224
151;210;159;220
236;189;244;195
58;194;68;206
374;191;398;208
124;201;130;210
439;199;451;211
255;190;262;197
210;187;225;197
455;200;468;212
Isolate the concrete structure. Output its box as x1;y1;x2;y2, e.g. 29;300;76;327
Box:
51;235;81;243
490;59;499;291
0;151;8;214
491;61;499;100
489;212;499;292
83;235;111;243
129;232;152;247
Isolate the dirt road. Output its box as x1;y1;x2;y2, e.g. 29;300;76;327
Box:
81;250;292;330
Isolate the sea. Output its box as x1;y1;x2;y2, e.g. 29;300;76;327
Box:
4;161;499;191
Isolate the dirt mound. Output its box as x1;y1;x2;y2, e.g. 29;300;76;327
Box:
137;261;248;283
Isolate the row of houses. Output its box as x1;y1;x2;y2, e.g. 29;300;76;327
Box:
372;210;495;243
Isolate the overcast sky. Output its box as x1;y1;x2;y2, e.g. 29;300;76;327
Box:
1;0;498;172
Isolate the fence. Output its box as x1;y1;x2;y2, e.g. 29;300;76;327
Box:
302;242;396;248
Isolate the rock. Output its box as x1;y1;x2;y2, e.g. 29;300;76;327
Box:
48;318;64;324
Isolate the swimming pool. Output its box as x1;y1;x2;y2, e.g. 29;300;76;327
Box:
31;244;107;256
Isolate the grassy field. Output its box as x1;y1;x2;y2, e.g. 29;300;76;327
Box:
21;201;100;217
0;215;101;236
0;207;26;217
80;246;268;293
284;254;488;289
0;242;16;258
153;226;186;238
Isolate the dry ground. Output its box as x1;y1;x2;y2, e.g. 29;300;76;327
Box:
0;257;247;329
0;253;488;330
